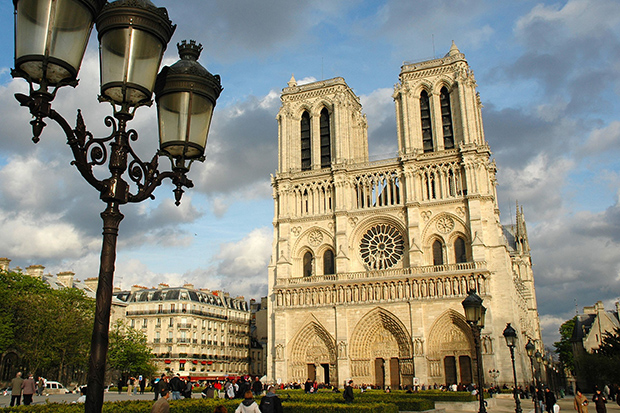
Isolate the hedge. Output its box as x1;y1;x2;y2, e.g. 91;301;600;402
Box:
0;389;479;412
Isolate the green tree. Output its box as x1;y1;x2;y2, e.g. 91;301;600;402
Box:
107;320;156;378
553;316;576;372
0;269;94;382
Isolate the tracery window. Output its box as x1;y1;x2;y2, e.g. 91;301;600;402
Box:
454;237;467;263
320;108;331;168
432;239;444;265
360;224;405;270
301;111;311;171
323;249;335;275
440;87;454;149
420;90;434;152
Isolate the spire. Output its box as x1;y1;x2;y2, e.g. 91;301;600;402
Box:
446;40;460;57
287;74;297;87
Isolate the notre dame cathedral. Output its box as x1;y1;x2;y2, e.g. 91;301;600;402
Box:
266;42;542;389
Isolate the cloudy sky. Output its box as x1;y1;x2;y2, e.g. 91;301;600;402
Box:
1;0;619;346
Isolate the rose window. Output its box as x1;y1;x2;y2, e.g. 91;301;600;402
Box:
360;224;405;270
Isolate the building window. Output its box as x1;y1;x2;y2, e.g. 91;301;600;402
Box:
420;90;433;152
143;319;148;328
158;304;163;313
323;249;335;275
169;318;174;327
360;224;405;270
454;237;467;263
301;111;311;171
303;251;313;277
440;87;454;149
170;304;175;312
320;108;331;168
432;240;444;265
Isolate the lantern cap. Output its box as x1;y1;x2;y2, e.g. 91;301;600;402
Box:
503;323;517;347
155;40;222;102
96;0;176;47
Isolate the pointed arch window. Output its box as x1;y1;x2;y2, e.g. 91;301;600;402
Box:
420;90;434;152
432;239;444;266
303;251;313;277
301;111;311;171
454;236;467;263
320;108;331;169
440;87;454;149
323;249;335;275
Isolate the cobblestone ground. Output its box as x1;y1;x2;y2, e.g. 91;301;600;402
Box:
478;395;620;413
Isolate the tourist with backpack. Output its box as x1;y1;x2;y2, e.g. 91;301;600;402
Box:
259;386;283;413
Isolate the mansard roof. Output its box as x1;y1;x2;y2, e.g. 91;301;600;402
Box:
118;286;249;311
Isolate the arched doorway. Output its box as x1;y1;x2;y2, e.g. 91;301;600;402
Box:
349;308;414;389
427;310;475;386
288;321;337;385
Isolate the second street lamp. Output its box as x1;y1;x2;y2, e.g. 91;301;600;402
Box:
502;323;522;413
526;340;539;413
462;290;487;413
12;1;222;412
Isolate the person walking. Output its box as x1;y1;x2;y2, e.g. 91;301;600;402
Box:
151;389;171;413
10;372;23;406
117;377;123;394
545;387;557;413
593;387;608;413
37;377;44;396
574;389;589;413
127;377;134;395
21;373;36;406
235;391;261;413
259;386;283;413
252;377;263;396
154;374;167;401
343;380;354;404
169;373;183;400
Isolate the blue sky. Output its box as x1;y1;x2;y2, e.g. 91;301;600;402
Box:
2;0;620;347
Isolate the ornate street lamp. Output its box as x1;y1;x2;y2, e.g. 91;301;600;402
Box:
489;369;500;385
462;290;487;413
12;1;222;413
526;340;539;413
502;323;522;413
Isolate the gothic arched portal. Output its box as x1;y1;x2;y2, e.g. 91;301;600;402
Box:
288;321;337;385
426;310;475;385
349;307;414;389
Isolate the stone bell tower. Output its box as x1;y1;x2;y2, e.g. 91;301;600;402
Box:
267;43;542;390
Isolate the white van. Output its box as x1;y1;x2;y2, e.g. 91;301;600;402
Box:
44;381;70;394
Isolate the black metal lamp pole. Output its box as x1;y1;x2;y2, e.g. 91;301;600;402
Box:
462;290;487;413
12;1;222;413
503;323;522;413
526;340;539;413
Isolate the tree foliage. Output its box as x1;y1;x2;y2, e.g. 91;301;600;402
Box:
0;269;94;383
107;320;156;378
553;316;576;372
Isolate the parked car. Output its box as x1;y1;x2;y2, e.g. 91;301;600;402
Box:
44;381;70;394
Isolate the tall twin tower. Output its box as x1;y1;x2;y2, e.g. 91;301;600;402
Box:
267;43;542;388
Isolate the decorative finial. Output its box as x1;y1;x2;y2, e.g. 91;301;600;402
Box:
288;74;297;87
448;40;460;56
177;40;203;61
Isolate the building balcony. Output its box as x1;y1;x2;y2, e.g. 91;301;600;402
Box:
279;261;487;287
177;323;193;329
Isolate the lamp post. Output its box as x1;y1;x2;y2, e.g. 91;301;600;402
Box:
462;290;487;413
502;323;522;413
11;1;222;413
526;340;539;413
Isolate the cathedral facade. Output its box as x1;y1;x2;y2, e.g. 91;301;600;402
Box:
266;43;542;389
